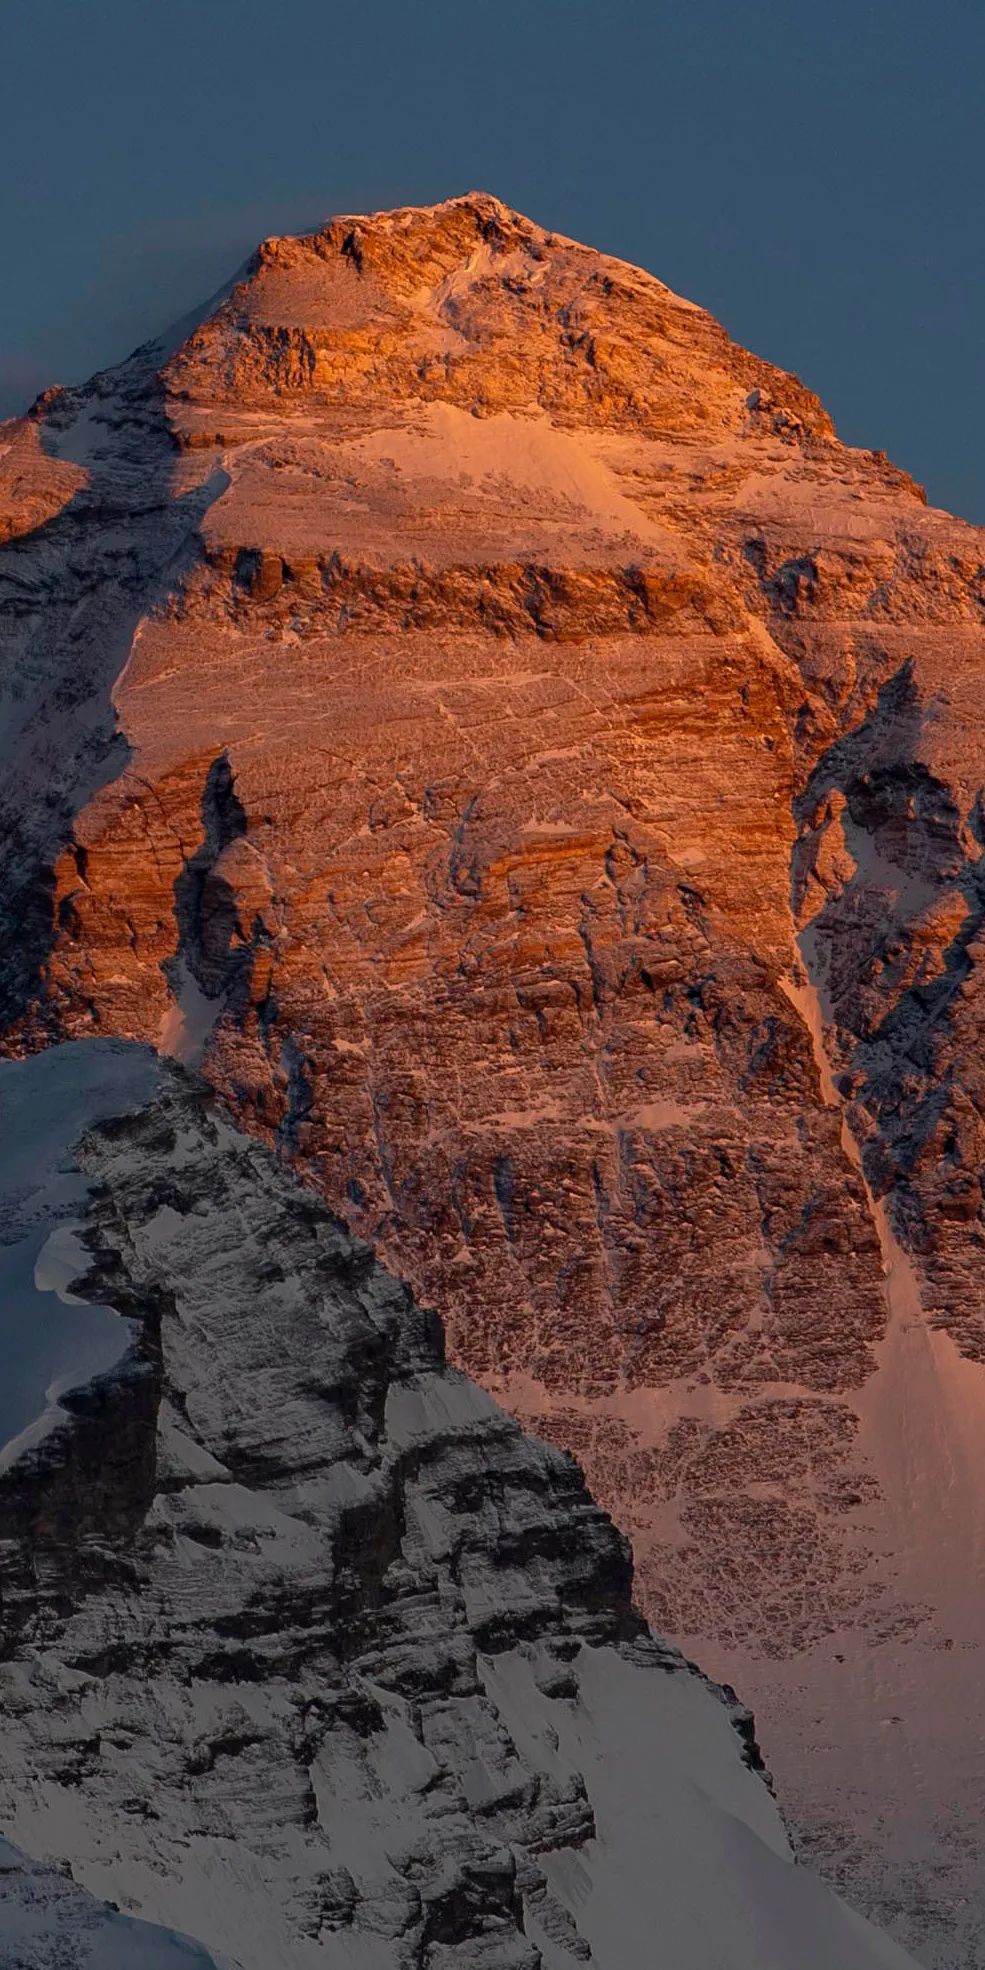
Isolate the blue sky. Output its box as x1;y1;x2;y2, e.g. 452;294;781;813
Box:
2;0;982;517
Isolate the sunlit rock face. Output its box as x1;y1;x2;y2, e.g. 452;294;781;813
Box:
3;192;985;1961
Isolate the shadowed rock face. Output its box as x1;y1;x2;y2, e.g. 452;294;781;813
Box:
0;1045;919;1970
2;192;985;1959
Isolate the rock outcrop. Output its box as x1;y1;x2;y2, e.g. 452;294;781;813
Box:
0;1043;917;1970
2;193;985;1960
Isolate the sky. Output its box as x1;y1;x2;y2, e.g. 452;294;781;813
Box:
2;0;983;518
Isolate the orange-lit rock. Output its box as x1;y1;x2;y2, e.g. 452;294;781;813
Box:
4;194;985;1961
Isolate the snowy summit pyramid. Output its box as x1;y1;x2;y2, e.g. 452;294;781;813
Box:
1;193;984;1965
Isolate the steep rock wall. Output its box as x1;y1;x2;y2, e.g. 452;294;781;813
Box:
2;194;985;1959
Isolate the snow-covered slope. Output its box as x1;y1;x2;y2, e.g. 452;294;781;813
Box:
0;1837;221;1969
0;1041;158;1456
0;1042;917;1969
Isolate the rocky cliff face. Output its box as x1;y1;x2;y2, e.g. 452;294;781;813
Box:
0;1041;917;1970
2;193;984;1961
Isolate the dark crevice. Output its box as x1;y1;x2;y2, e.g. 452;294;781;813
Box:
165;751;260;1012
0;376;228;1037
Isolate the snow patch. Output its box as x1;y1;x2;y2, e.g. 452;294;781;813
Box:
484;1644;917;1970
353;402;672;548
159;958;224;1066
0;1041;159;1457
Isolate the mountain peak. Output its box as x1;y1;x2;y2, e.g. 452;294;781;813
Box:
0;188;977;1965
262;190;550;268
151;189;838;468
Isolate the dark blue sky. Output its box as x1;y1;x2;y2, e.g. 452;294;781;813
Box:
3;0;982;517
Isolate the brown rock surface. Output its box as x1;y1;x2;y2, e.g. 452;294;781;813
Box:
4;193;985;1960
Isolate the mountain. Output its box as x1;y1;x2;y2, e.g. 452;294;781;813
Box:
1;191;983;1962
0;1039;918;1970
